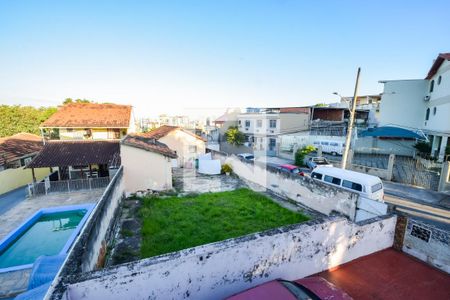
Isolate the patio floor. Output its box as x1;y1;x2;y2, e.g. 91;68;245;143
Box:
317;248;450;300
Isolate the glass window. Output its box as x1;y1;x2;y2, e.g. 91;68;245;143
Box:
437;75;442;85
257;120;262;127
433;107;437;115
269;119;277;128
311;172;322;180
245;120;250;127
342;180;363;192
330;142;338;146
429;80;434;93
321;141;329;145
238;120;241;125
425;108;430;121
189;145;197;153
371;183;383;193
324;175;341;185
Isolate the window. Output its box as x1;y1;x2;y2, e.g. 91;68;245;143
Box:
330;142;338;146
433;107;437;115
411;225;431;242
324;175;341;185
269;119;277;128
257;120;262;127
438;75;442;85
108;128;120;139
371;183;383;193
342;180;363;192
189;145;197;153
238;120;241;125
429;80;434;93
245;120;250;127
425;108;430;121
311;172;323;180
321;141;329;145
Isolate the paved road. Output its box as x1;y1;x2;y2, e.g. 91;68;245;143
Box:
0;186;27;215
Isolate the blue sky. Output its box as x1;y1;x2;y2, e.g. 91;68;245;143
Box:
1;0;449;117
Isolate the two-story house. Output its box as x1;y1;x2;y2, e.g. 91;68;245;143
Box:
28;103;134;181
379;53;450;161
40;103;135;140
237;107;310;156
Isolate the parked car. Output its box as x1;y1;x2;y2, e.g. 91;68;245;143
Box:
237;153;255;161
227;277;352;300
312;140;345;155
278;164;305;176
305;157;333;169
311;166;384;201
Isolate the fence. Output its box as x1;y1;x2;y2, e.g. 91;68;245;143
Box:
28;177;111;197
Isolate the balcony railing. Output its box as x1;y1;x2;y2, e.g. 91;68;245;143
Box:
28;177;111;197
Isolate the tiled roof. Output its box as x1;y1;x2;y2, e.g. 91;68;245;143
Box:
142;125;206;142
121;134;177;158
41;103;132;128
0;133;43;166
27;140;120;168
425;53;450;79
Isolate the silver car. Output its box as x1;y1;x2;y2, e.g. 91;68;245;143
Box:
305;157;333;169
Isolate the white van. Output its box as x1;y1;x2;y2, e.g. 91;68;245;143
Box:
311;166;384;201
312;140;344;155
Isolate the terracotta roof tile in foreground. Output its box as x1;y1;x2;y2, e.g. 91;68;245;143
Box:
27;140;120;168
0;133;43;166
121;134;177;158
142;125;206;142
41;103;132;128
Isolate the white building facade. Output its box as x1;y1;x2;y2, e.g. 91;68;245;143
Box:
379;53;450;161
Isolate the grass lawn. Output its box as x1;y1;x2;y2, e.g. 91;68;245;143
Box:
140;188;309;258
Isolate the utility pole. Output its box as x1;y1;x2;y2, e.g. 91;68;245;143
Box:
341;67;361;169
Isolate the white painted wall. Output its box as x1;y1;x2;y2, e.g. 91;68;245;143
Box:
62;216;396;300
379;80;427;129
225;156;358;219
121;144;173;193
159;130;206;168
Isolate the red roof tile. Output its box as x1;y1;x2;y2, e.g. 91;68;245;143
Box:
121;134;177;158
0;133;43;166
142;125;206;142
27;140;120;168
425;53;450;79
41;103;132;128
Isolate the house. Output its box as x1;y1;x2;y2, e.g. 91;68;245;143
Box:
379;53;450;161
142;125;206;168
40;103;135;140
310;106;370;136
0;133;50;194
237;107;310;156
121;134;177;194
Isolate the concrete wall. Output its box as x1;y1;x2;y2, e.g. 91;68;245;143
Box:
0;167;50;195
159;130;206;168
121;144;172;194
379;80;427;129
60;215;396;300
47;167;125;299
224;155;358;219
402;218;450;273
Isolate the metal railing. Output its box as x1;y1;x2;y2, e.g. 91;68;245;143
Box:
28;177;111;197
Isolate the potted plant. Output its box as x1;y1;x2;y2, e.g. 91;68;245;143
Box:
221;163;232;176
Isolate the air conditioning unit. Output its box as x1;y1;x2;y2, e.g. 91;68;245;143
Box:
424;95;430;101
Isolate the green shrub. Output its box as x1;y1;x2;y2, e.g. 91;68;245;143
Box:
221;163;233;174
295;145;316;166
414;141;432;158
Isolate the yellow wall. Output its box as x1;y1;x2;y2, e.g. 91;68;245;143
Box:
0;167;51;195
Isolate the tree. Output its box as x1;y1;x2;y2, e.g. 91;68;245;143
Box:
225;126;245;146
0;105;57;137
413;141;432;158
295;145;316;167
63;98;93;105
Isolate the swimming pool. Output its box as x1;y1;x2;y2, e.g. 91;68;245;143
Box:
0;204;94;273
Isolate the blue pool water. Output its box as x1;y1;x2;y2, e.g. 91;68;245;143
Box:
0;210;86;269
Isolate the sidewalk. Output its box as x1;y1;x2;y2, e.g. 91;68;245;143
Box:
383;181;450;209
0;186;27;215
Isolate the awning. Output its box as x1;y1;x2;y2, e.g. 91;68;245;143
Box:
360;126;426;140
27;140;121;168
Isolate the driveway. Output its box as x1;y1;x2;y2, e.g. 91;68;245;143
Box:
317;248;450;300
0;186;27;215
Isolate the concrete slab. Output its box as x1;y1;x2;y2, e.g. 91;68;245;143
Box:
317;248;450;300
